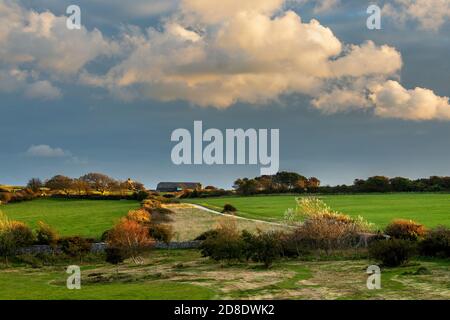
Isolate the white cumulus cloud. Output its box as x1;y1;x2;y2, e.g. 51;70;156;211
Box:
383;0;450;31
2;0;449;121
82;1;403;109
370;80;450;120
26;145;70;158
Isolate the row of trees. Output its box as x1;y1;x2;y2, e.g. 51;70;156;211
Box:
233;172;450;195
233;171;320;195
322;176;450;193
27;173;146;195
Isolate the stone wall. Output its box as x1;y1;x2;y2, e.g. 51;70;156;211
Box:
16;241;201;255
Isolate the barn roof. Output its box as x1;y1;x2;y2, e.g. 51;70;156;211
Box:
157;182;201;189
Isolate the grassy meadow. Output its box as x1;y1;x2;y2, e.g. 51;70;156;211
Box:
0;249;448;300
0;196;449;300
0;199;139;239
184;193;450;228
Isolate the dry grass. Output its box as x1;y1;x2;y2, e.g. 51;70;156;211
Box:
164;204;286;241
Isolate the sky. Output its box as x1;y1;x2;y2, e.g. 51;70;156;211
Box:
1;0;450;189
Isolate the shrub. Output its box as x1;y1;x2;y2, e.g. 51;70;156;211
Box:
243;231;283;268
279;229;311;257
199;218;245;263
133;190;149;201
9;221;35;247
107;218;154;263
141;199;162;210
35;221;59;246
105;247;126;268
369;239;416;267
385;219;426;241
0;214;34;263
222;204;237;213
419;226;450;258
126;209;151;225
0;192;12;204
60;236;93;263
0;214;16;263
284;197;374;252
149;224;174;244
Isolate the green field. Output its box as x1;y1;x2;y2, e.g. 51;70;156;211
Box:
0;199;139;238
1;249;448;300
184;193;450;228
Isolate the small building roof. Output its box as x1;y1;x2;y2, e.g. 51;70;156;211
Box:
156;182;201;190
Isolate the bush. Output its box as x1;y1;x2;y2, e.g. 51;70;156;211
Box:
222;204;237;213
126;209;151;225
385;219;426;241
141;199;162;210
0;192;12;204
9;221;35;247
419;226;450;258
199;218;245;263
105;247;126;267
0;214;34;263
369;239;416;267
107;218;154;263
284;197;373;252
243;231;283;268
291;214;362;252
149;224;174;244
279;229;311;257
133;190;150;201
35;221;59;246
0;214;16;262
60;236;93;262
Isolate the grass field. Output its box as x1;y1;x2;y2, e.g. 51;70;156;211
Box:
0;199;139;239
1;250;448;300
184;193;450;228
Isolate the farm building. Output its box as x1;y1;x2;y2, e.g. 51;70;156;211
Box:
156;182;202;192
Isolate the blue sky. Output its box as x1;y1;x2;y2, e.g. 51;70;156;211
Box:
1;0;450;189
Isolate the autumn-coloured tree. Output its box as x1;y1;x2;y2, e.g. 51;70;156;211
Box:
107;218;154;264
45;175;73;195
72;179;91;195
79;173;116;194
27;178;43;192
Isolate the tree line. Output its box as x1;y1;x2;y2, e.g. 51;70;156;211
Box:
27;173;146;195
233;172;450;195
233;171;320;195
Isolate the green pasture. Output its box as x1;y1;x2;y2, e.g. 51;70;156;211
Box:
0;199;139;239
184;193;450;228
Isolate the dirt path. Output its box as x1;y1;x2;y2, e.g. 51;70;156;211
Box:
186;203;291;227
